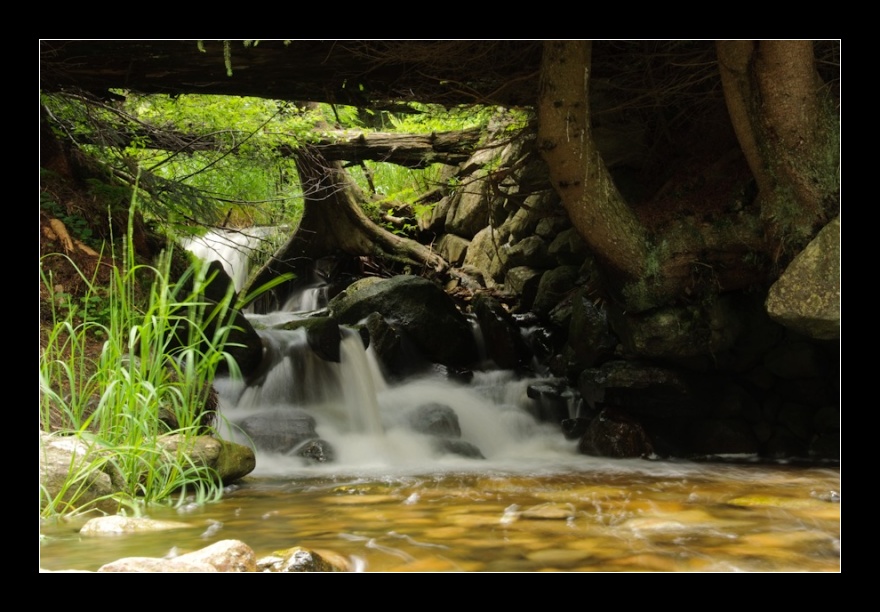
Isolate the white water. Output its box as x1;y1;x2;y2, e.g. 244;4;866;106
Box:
215;325;581;478
184;230;585;478
181;227;280;292
40;233;840;573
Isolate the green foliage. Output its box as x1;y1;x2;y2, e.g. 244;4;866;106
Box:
39;194;244;518
41;90;507;248
42;91;321;230
384;103;528;135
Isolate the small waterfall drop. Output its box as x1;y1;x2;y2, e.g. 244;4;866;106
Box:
186;229;581;476
181;227;279;292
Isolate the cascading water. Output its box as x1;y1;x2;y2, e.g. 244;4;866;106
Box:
182;227;281;293
40;235;840;572
214;314;580;476
188;231;580;476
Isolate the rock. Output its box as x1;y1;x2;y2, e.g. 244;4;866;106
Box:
526;379;575;424
766;217;840;340
98;558;218;572
407;403;462;438
175;539;257;572
532;265;580;316
446;181;491;239
577;361;692;412
472;293;532;369
290;438;336;463
360;312;408;378
304;317;342;362
547;227;589;265
258;546;351;572
405;403;483;458
504;235;553;269
96;539;257;572
211;438;258;482
436;234;470;266
40;430;255;516
560;286;617;371
504;266;543;312
157;434;256;484
561;418;590;440
463;226;509;285
610;303;711;359
578;408;655;458
434;438;485;459
39;433;123;515
237;409;320;454
686;418;759;456
277;316;342;362
329;275;478;369
80;515;191;535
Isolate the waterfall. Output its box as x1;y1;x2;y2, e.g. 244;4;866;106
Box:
181;227;279;292
214;315;579;475
282;284;328;313
186;230;581;475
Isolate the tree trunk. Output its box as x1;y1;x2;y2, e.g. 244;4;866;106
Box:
41;40;543;108
245;142;447;309
537;41;770;313
305;128;482;168
717;40;839;257
537;41;649;281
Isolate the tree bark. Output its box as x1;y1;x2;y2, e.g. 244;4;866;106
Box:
41;40;542;108
717;40;839;256
536;40;649;280
67;121;482;168
245;143;447;308
537;41;769;312
285;128;482;168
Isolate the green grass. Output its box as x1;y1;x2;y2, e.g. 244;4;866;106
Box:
39;197;245;518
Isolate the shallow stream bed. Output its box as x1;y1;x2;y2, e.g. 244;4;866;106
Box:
40;461;840;572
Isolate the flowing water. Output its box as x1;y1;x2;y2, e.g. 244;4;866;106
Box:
37;234;841;572
39;460;840;572
180;227;282;293
38;339;842;572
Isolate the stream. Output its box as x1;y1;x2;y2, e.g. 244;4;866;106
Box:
38;231;840;572
38;342;841;572
39;459;840;572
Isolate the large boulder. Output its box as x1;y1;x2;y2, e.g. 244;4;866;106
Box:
40;431;255;515
237;409;321;454
277;316;342;362
405;402;484;459
472;293;531;369
577;408;655;458
98;539;257;573
446;181;492;239
39;433;124;515
532;265;581;316
407;402;462;438
329;275;478;369
766;216;840;340
463;226;510;285
158;434;256;483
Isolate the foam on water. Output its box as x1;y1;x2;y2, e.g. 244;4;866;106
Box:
215;323;586;478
